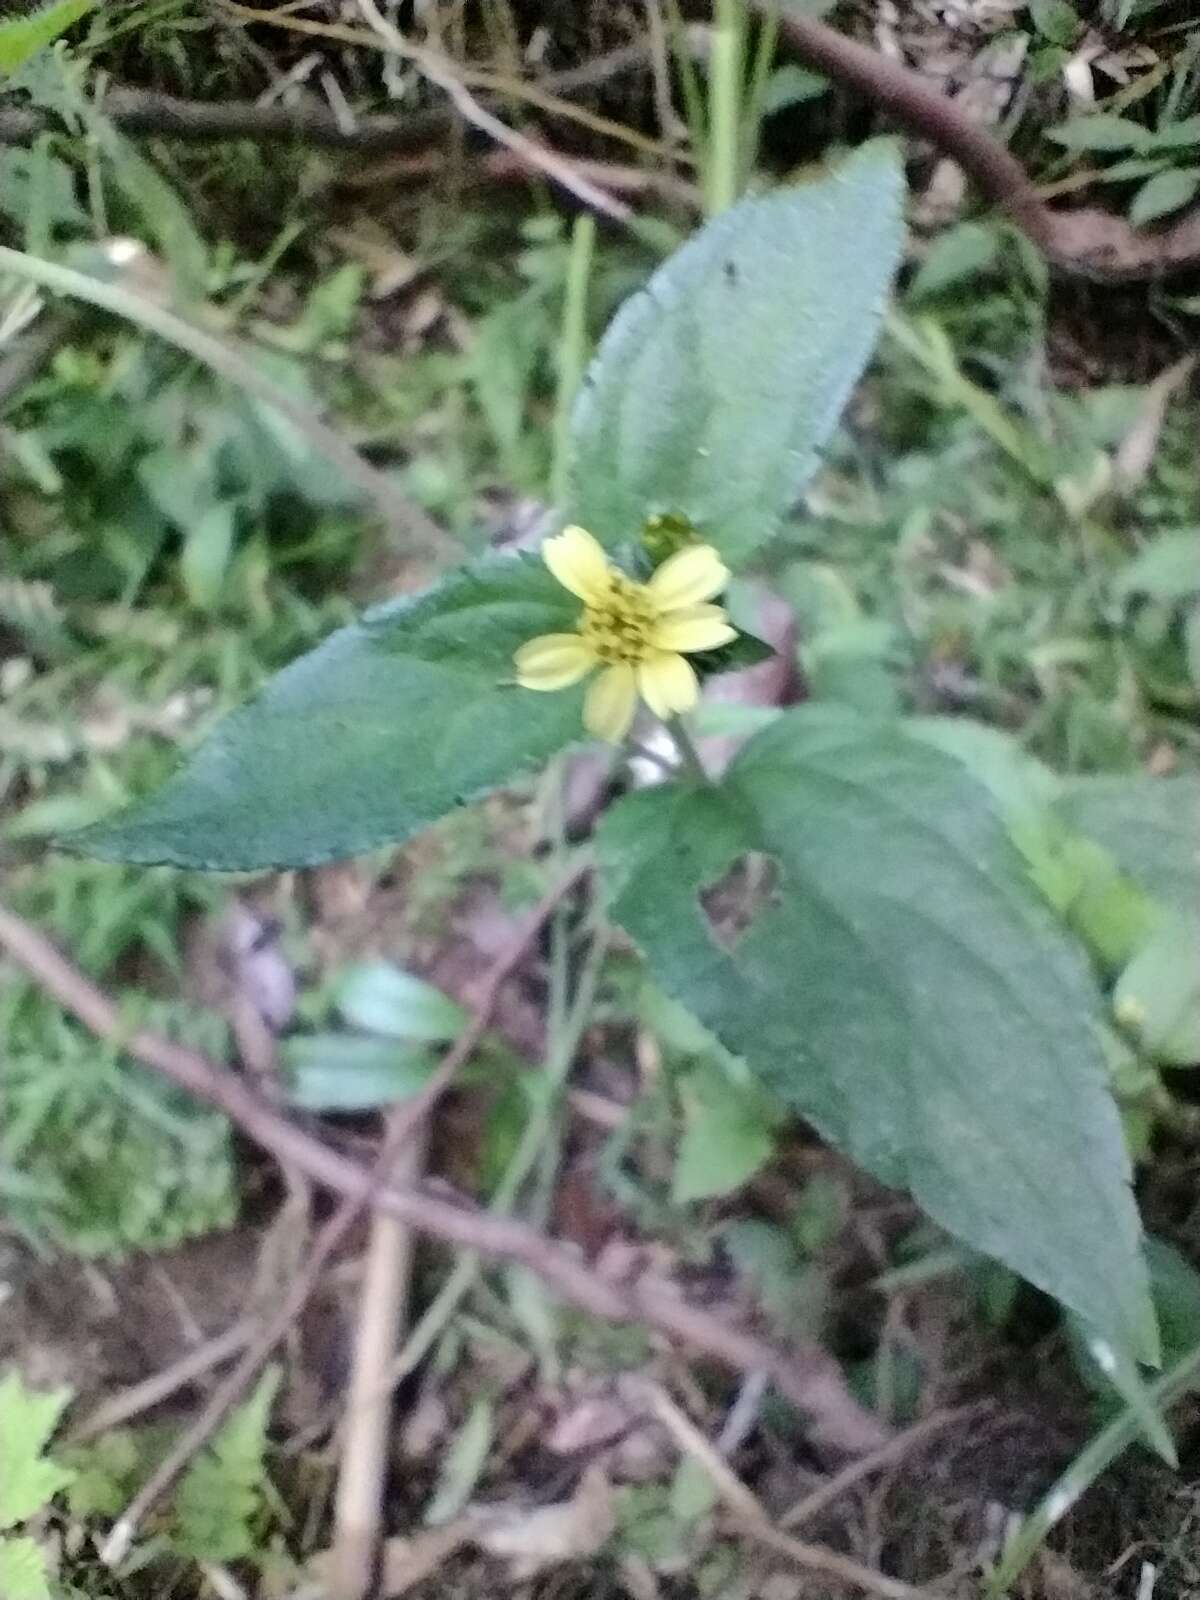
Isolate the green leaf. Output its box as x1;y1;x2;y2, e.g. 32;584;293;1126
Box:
1046;113;1152;152
0;1536;51;1600
1129;167;1200;226
68;554;585;869
1055;774;1200;914
599;709;1156;1365
1114;911;1200;1066
180;500;238;611
1148;115;1200;152
172;1366;279;1562
673;1060;778;1204
0;1372;74;1531
335;961;467;1041
1113;528;1200;605
1028;0;1080;44
568;144;905;567
282;1035;437;1112
424;1397;493;1526
909;221;1001;298
0;0;93;73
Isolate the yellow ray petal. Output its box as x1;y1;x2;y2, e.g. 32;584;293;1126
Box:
584;662;638;742
514;633;594;690
647;543;729;612
542;525;612;605
651;605;737;654
638;650;699;718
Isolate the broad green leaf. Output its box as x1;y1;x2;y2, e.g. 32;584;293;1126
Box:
1149;115;1200;151
335;960;468;1041
1114;910;1200;1066
282;1036;437;1111
180;499;238;611
1046;113;1151;152
68;555;585;869
0;1372;74;1530
1055;773;1200;913
1028;0;1079;44
0;0;93;73
599;709;1155;1365
1129;167;1200;226
568;144;905;567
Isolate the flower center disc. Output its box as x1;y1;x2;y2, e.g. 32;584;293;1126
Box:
580;575;656;665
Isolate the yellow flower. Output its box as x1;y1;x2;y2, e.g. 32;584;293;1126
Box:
514;524;737;743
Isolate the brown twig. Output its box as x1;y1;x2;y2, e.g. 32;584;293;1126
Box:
68;1319;259;1443
352;0;632;224
0;44;656;152
763;5;1200;281
779;1400;991;1529
0;891;888;1466
639;1379;926;1600
18;866;587;1568
329;1118;427;1600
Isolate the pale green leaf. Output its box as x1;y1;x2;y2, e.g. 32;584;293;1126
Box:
1112;528;1200;605
568;144;905;566
335;961;467;1041
599;709;1156;1365
0;1535;51;1600
909;221;1001;298
1114;911;1200;1066
673;1062;777;1204
282;1035;436;1111
0;0;93;73
180;500;238;611
1129;167;1200;226
69;554;585;869
172;1367;279;1562
424;1398;493;1526
0;1372;74;1531
1055;773;1200;913
1046;113;1151;152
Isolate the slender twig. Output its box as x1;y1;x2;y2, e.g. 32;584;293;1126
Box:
68;1319;259;1443
329;1121;427;1600
779;1401;991;1529
74;866;587;1566
669;717;710;784
760;3;1200;282
0;245;453;560
0;890;888;1461
639;1379;925;1600
354;0;632;223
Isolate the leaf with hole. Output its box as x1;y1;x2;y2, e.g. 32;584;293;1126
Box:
568;143;905;566
600;708;1156;1366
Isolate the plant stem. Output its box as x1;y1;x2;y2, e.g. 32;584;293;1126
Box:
551;212;595;508
706;0;744;215
670;717;710;783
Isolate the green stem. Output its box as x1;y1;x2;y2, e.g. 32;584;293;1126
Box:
550;213;595;508
669;717;710;784
706;0;744;215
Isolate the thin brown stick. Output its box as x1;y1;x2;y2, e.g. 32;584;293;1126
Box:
0;44;657;152
763;5;1200;281
63;866;586;1567
639;1379;926;1600
68;1319;258;1443
329;1121;427;1600
779;1401;991;1529
353;0;632;223
0;890;887;1464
